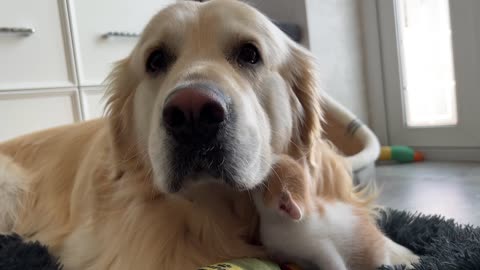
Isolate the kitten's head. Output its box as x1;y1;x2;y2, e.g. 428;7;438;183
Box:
255;155;310;221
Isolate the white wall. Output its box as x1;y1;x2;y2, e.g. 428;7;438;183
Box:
248;0;370;124
305;0;369;123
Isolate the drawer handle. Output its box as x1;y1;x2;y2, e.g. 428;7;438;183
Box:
0;27;35;36
102;31;140;38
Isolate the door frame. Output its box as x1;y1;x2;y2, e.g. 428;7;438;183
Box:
361;0;480;161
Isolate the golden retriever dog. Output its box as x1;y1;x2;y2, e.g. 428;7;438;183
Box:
0;0;418;269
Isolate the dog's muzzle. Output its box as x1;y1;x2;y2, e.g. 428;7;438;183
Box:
162;83;238;192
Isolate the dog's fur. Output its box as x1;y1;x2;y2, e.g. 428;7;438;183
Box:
0;1;417;269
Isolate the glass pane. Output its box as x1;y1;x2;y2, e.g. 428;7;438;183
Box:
395;0;458;127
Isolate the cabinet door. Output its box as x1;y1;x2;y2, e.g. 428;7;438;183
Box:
81;87;107;120
68;0;176;86
0;0;75;90
0;89;81;141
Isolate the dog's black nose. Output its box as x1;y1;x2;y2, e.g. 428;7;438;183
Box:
162;85;228;143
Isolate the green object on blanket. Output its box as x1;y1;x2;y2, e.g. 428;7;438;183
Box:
198;258;281;270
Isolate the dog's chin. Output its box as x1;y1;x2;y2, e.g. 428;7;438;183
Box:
167;167;241;193
161;149;271;193
172;172;226;193
149;146;251;193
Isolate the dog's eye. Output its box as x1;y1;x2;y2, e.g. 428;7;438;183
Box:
236;43;261;66
146;48;172;74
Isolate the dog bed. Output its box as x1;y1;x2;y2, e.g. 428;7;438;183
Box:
2;209;479;270
0;234;61;270
321;93;381;187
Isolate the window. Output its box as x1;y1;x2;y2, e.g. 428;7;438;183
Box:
395;0;457;127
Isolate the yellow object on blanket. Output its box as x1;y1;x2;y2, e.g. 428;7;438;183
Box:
198;259;303;270
280;264;302;270
198;258;280;270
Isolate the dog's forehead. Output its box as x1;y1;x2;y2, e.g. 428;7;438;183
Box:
162;0;270;27
134;0;290;70
143;1;281;44
202;0;267;24
203;0;284;40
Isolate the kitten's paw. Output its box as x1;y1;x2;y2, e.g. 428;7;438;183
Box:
385;237;419;269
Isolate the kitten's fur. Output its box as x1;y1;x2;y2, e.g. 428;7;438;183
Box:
254;155;418;270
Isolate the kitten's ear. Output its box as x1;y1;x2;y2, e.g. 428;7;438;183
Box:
278;191;303;221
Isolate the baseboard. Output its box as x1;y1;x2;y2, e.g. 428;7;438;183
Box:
415;147;480;162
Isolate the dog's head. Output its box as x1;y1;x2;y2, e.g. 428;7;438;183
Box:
106;0;322;193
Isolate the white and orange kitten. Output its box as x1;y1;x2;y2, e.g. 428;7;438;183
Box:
253;155;418;270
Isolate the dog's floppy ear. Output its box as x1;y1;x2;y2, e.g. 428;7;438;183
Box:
281;44;323;159
105;58;142;169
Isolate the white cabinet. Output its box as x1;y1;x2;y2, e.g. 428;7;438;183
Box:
81;87;107;120
68;0;175;85
0;0;175;140
0;0;76;90
0;89;81;141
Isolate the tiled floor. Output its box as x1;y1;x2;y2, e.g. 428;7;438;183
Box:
376;161;480;226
